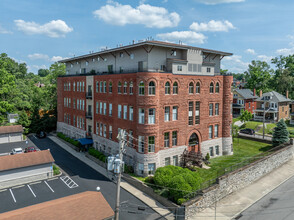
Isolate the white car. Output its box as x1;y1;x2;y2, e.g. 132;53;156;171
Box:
11;148;23;155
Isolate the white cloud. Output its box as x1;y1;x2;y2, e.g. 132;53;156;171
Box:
32;64;47;69
0;24;12;34
190;20;235;32
93;2;180;28
157;31;206;44
28;53;50;60
14;19;73;38
276;47;294;56
257;55;273;62
245;48;256;55
222;55;249;73
194;0;244;5
51;56;68;62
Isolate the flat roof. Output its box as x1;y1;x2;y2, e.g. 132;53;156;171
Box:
0;191;114;220
0;150;54;172
59;40;233;63
0;125;23;135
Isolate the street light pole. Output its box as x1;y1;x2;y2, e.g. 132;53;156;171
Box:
114;129;125;220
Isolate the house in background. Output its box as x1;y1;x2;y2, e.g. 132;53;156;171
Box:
254;91;292;122
290;101;294;125
233;89;258;117
7;114;19;124
0;125;23;144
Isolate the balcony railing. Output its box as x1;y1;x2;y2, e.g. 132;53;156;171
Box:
85;111;92;119
86;91;92;99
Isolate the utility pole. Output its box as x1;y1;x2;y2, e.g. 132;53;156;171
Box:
114;129;125;220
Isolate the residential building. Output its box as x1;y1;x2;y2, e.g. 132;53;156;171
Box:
0;125;23;144
254;90;292;122
290;101;294;125
233;89;258;117
57;40;233;176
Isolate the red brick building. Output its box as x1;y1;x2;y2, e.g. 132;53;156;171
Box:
233;89;258;117
57;41;233;176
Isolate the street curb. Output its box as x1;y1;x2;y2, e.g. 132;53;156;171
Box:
231;158;294;219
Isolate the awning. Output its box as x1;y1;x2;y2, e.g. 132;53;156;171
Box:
77;138;93;145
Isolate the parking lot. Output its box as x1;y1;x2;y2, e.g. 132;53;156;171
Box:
0;176;83;213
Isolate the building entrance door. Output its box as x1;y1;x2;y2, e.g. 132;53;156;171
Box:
188;133;199;152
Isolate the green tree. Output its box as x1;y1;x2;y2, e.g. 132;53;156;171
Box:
272;119;289;146
245;60;272;92
38;69;50;77
239;110;253;123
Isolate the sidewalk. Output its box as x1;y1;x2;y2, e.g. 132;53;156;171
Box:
189;157;294;220
48;135;174;220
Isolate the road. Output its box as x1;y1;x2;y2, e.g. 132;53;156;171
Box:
236;175;294;220
29;135;162;220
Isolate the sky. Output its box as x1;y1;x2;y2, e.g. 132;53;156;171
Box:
1;0;294;74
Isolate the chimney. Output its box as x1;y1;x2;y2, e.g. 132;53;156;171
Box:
253;88;256;97
286;90;289;99
259;90;263;97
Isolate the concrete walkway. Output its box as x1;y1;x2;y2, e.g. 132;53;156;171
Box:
48;135;174;220
189;157;294;220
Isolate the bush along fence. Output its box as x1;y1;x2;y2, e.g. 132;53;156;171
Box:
57;132;80;150
183;141;294;220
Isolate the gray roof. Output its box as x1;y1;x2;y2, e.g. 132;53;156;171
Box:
59;40;232;63
235;89;258;99
256;91;292;103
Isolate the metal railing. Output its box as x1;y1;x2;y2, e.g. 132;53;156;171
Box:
85;111;92;119
85;91;92;99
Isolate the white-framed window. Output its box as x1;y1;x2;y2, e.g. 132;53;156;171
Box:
164;106;170;122
100;102;103;114
164;132;170;148
209;103;213;116
82;100;85;111
77;82;79;92
215;82;219;93
73;82;75;91
130;53;134;59
103;103;107;115
172;131;177;146
148;81;155;95
100;123;103;136
195;101;200;124
215;145;219;155
165;157;171;166
214;125;219;138
123;105;128;119
109;82;112;93
138;136;144;153
103;81;107;93
173;155;178;166
109;125;112;139
172;106;178;121
118;104;122;118
148;163;155;175
173;82;178;94
69;98;71;108
209;147;214;156
165;82;170;94
120;52;124;58
139;108;145;124
68;82;71;91
148;136;155;153
118;82;122;94
148;108;155;124
64;97;66;107
189;82;194;94
196;82;200;94
99;82;103;93
123;82;127;94
129;82;133;95
139;81;144;95
96;122;99;135
96;81;99;93
210;82;214;93
103;124;106;137
189;101;193;125
77;99;79;110
86;61;89;66
207;67;211;73
138;163;144;175
177;65;182;71
82;82;85;92
109;103;112;116
96;102;98;114
215;103;219;116
129;106;133;121
209;125;213;139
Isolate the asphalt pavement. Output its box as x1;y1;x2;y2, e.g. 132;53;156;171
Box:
237;174;294;220
28;135;162;220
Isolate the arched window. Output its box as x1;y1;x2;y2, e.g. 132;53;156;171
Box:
189;133;199;146
139;81;145;95
109;82;112;93
148;81;156;95
189;82;194;94
173;82;178;94
210;82;214;93
129;82;133;95
196;82;200;94
215;82;219;93
123;82;128;94
165;82;170;95
118;81;122;94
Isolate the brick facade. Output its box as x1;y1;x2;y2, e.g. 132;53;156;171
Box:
57;72;233;175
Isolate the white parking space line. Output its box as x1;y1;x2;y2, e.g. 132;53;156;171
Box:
33;135;37;139
44;181;54;193
60;176;79;189
27;185;36;197
9;189;16;203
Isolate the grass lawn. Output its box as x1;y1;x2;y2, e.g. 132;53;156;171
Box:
196;138;273;185
244;121;262;130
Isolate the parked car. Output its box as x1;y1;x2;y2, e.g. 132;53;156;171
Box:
239;128;255;135
24;146;39;153
36;131;46;138
11;148;23;155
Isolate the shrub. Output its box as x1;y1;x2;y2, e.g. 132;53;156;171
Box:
88;147;106;163
177;198;187;205
145;176;154;184
53;164;60;175
205;153;210;161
